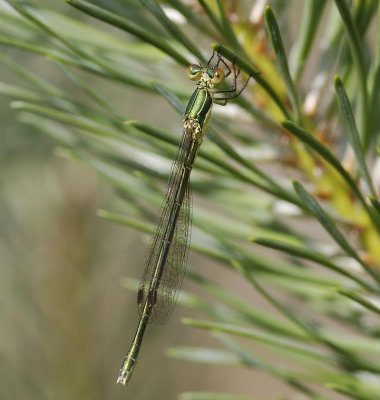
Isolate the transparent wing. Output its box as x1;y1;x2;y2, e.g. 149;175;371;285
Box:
137;129;194;325
153;181;191;324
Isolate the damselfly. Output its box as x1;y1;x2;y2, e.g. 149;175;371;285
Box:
117;50;251;385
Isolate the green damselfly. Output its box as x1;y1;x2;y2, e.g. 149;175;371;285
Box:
117;51;251;385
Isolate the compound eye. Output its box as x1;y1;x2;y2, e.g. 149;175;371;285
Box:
212;67;225;85
186;64;202;81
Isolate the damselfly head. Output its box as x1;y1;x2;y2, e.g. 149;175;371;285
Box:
186;64;225;85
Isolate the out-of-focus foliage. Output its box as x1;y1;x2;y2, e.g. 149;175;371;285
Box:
2;0;380;399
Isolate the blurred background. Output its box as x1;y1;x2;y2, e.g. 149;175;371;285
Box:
2;0;376;399
1;1;285;399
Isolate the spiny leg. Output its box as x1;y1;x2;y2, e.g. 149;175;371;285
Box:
207;50;217;66
213;56;251;102
213;74;251;101
215;54;232;78
213;54;240;96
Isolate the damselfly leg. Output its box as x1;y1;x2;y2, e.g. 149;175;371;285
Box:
210;54;251;105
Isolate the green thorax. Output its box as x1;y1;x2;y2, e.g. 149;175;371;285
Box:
184;86;213;130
